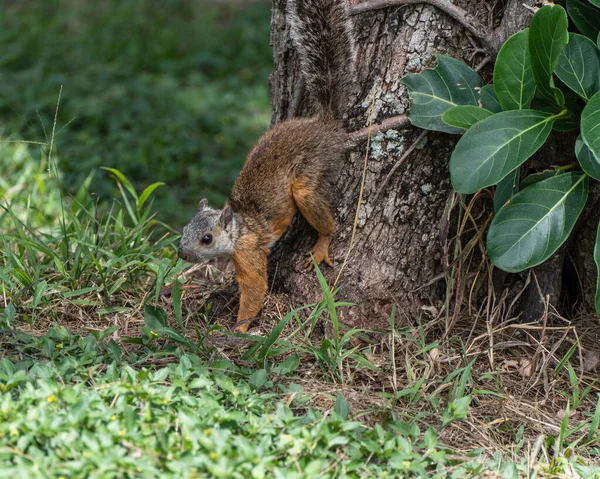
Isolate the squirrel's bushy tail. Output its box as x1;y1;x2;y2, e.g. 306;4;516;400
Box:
288;0;355;120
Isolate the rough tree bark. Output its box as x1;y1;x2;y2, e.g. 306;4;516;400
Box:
267;0;553;330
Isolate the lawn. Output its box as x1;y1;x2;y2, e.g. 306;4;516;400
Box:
0;0;272;227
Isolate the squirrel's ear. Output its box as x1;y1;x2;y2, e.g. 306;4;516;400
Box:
197;198;209;210
219;204;234;228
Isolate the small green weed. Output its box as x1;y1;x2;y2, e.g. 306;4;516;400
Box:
1;136;180;327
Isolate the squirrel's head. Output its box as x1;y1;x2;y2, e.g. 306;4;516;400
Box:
178;198;237;263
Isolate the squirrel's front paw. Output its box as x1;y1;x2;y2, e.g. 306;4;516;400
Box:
304;251;334;271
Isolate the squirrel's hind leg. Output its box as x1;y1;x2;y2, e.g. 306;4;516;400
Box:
292;179;334;271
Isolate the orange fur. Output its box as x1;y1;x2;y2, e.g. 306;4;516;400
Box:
231;232;268;333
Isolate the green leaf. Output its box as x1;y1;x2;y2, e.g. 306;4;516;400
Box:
449;110;556;193
400;54;483;133
215;375;234;392
529;5;569;105
442;395;471;427
154;257;172;303
162;328;190;346
172;279;184;331
107;339;122;360
502;463;519;479
520;170;560;189
530;93;581;132
555;33;600;101
248;369;268;390
567;0;600;41
494;29;536;110
487;172;588;272
101;167;138;201
423;427;438;450
494;169;520;213
590;0;600;7
587;394;600;440
581;91;600;160
441;105;493;130
480;85;503;113
88;325;118;341
576;135;600;180
144;304;168;329
557;401;570;453
2;302;16;325
334;395;350;419
137;182;165;210
256;306;308;361
272;353;300;375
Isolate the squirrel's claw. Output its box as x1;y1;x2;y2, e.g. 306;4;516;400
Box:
304;252;333;271
232;318;254;333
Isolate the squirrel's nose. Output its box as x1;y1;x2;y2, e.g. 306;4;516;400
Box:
178;247;190;262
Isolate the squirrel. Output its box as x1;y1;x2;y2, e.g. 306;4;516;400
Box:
178;0;356;333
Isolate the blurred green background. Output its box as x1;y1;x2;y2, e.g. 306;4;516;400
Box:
0;0;273;228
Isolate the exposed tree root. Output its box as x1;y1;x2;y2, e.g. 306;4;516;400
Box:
350;0;537;57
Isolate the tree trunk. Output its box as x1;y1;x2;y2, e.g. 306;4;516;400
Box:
267;0;540;330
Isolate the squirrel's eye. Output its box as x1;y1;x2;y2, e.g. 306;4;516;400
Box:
201;234;213;245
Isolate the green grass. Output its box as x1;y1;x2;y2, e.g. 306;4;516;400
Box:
0;0;272;227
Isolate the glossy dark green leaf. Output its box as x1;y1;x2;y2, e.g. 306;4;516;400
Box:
520;170;560;189
494;30;536;110
556;33;600;101
567;0;600;41
449;110;556;193
400;54;483;134
576;135;600;180
441;105;493;130
494;169;520;212
530;92;581;132
480;85;503;113
581;91;600;160
529;5;569;105
594;220;600;316
487;172;588;272
590;0;600;7
494;168;521;213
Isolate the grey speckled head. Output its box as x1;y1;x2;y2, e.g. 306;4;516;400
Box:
178;201;236;263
